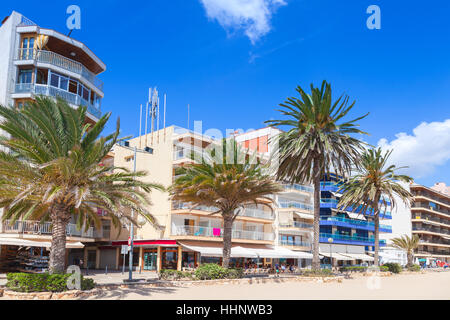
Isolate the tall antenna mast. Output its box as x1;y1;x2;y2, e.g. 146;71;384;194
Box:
144;87;151;147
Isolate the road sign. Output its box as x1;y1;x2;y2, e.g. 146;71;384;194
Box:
121;245;129;254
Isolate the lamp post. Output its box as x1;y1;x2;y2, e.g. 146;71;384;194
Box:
116;142;153;282
328;237;334;270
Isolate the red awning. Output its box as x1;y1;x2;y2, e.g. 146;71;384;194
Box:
111;240;177;247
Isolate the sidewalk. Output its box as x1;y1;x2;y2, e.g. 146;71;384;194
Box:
83;270;159;285
0;270;159;286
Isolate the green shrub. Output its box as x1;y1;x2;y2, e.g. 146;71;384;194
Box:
6;273;96;292
301;269;333;277
382;263;402;274
194;264;244;280
159;269;194;280
339;266;368;273
406;264;421;272
380;266;389;272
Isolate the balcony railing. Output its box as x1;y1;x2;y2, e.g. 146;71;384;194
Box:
171;225;274;241
279;221;313;229
320;198;392;218
15;48;104;92
14;83;101;118
172;202;274;220
279;239;311;247
2;220;94;238
281;183;313;193
320;232;386;245
320;233;386;245
278;200;313;212
320;216;392;231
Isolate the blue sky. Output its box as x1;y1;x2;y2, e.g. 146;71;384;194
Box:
3;0;450;187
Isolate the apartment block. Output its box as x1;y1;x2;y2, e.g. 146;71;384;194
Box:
107;126;313;272
411;183;450;263
0;11;123;272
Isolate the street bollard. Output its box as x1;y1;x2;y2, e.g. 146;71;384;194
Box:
105;266;108;275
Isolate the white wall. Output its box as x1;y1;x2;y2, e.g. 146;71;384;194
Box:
380;182;412;243
0;11;21;107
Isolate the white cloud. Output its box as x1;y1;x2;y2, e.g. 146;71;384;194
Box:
377;119;450;179
199;0;286;44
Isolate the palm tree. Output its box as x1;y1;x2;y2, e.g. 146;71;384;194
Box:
171;138;282;268
337;148;413;266
266;80;368;270
0;97;164;274
391;235;420;267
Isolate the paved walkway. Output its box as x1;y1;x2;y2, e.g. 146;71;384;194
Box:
0;270;159;286
83;270;450;300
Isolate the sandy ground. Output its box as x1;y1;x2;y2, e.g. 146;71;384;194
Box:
83;271;450;300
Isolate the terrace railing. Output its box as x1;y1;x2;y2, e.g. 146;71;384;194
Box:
14;83;101;118
2;220;94;238
171;225;274;241
15;48;104;92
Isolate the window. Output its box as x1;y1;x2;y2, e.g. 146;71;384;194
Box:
21;37;35;59
18;69;32;84
50;73;59;87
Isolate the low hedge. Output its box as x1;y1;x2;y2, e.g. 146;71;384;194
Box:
159;264;244;281
406;264;421;272
6;273;96;293
382;263;402;274
340;266;390;273
159;269;195;280
194;264;243;280
301;269;333;277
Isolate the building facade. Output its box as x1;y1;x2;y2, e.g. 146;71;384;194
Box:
0;11;121;273
106;126;314;272
319;174;391;267
411;183;450;264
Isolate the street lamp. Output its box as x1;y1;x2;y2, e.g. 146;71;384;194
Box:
328;237;334;270
115;142;154;282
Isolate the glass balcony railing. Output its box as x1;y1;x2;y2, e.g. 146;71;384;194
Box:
171;225;274;241
15;48;104;92
279;239;311;247
14;83;101;118
278;200;313;212
172;202;274;220
320;198;392;218
320;216;392;231
279;221;313;229
2;220;94;238
320;232;386;245
281;183;313;193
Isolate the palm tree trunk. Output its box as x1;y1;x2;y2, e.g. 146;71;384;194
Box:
407;252;413;267
312;160;321;271
374;213;380;267
49;203;71;274
222;213;233;269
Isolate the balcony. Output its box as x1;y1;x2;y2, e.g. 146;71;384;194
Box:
172;202;274;220
2;220;94;238
171;225;274;241
320;198;392;219
281;183;313;194
279;221;313;230
278;200;313;212
15;48;104;92
320;216;392;232
14;83;101;119
279;239;311;248
319;232;386;246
